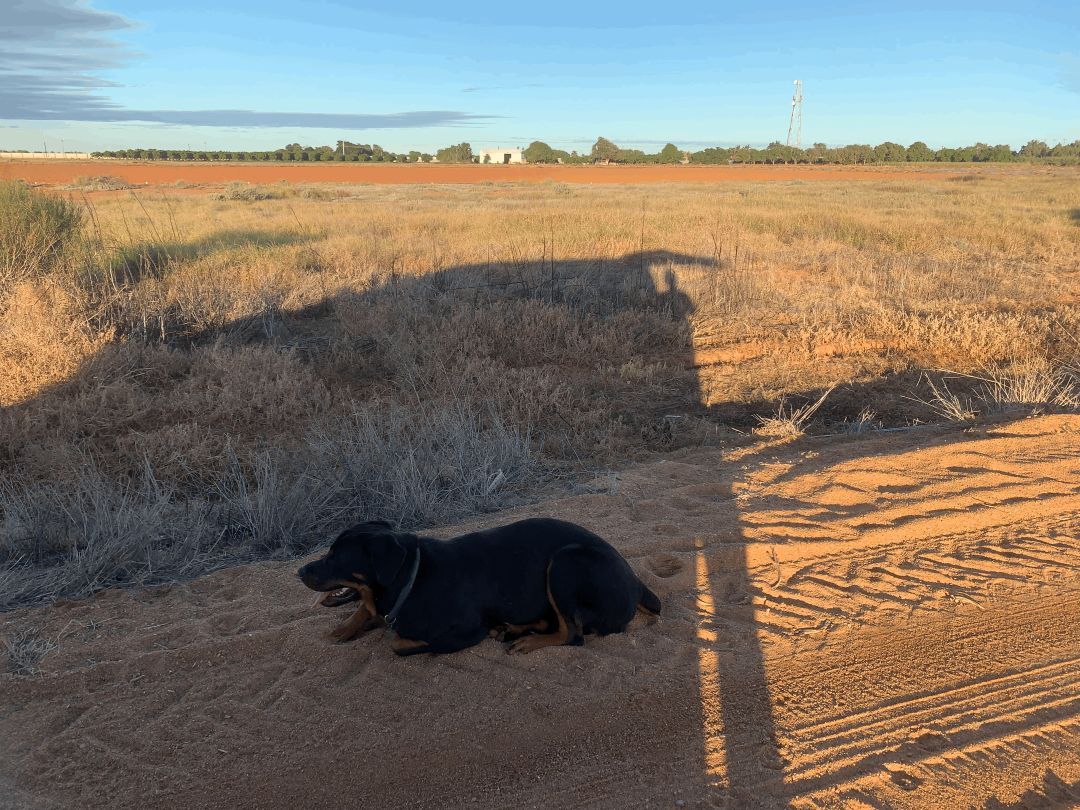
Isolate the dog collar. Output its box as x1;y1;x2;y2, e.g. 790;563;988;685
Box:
384;548;421;630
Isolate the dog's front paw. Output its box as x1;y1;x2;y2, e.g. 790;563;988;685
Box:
327;625;357;643
508;635;549;654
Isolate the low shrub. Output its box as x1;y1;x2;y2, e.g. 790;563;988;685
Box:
212;182;282;201
66;175;132;191
0;180;84;291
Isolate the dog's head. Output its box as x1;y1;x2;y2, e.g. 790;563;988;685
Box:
297;521;411;595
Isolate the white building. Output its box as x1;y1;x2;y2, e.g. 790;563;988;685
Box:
477;146;524;164
0;152;93;160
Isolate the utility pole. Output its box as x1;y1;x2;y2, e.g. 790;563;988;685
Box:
786;80;803;149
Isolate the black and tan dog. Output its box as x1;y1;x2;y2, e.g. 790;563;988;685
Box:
297;517;661;655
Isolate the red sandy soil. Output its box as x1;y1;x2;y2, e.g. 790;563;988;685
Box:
0;159;956;187
3;414;1079;809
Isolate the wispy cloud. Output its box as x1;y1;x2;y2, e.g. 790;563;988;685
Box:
462;84;544;94
1061;53;1080;95
0;0;489;129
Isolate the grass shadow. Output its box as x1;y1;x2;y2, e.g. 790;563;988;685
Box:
982;769;1080;808
109;228;315;283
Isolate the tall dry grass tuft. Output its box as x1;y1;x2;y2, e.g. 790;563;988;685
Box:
2;627;56;676
914;376;979;422
754;386;836;437
0;180;85;291
974;359;1080;411
0;400;539;609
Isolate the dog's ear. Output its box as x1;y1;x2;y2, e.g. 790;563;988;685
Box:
366;530;408;587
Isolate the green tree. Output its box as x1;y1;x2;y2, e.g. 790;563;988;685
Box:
906;141;933;162
658;143;682;164
726;146;751;164
806;143;830;163
590;137;620;162
848;144;873;164
523;140;557;163
1019;140;1049;158
690;147;731;164
617;148;649;163
764;141;800;164
435;142;474;163
1049;140;1080;160
873;141;907;162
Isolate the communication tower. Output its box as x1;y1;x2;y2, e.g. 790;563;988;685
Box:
786;80;803;149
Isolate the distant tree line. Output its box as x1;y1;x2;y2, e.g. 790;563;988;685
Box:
91;141;433;163
558;137;1080;165
525;137;1080;165
684;139;1080;166
92;138;1080;165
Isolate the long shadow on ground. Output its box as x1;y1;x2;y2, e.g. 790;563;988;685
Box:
5;240;1057;807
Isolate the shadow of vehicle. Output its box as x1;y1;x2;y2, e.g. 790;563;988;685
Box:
5;232;1066;808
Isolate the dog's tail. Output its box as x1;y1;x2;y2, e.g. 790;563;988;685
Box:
638;582;662;615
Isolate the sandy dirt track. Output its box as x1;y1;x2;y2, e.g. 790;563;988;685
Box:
2;414;1080;809
0;160;956;187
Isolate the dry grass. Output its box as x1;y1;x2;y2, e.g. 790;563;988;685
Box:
2;627;56;676
974;359;1080;411
754;386;836;437
0;180;85;289
840;407;881;435
914;376;980;422
1;168;1078;607
65;176;133;191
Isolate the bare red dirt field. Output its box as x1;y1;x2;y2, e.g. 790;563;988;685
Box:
0;159;955;187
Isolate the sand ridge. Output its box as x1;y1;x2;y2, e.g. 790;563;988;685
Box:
2;414;1079;808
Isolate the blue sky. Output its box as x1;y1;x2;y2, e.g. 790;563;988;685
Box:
2;0;1078;152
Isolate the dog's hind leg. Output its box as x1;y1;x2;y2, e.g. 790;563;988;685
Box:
393;626;488;656
637;583;662;615
390;637;431;656
508;552;584;654
498;618;553;643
